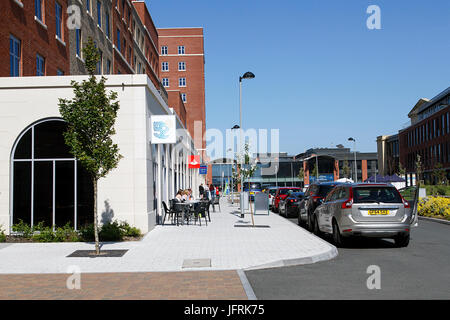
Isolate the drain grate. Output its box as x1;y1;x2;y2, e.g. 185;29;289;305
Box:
182;258;211;268
234;225;271;228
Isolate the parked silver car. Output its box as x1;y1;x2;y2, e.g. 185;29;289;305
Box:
313;183;418;247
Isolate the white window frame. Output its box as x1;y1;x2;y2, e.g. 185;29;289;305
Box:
178;61;186;71
178;77;186;87
161;46;168;55
178;46;185;55
162;62;169;72
162;78;169;87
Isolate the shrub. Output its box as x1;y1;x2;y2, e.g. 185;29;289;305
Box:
31;226;55;242
118;221;141;237
0;225;6;243
99;221;123;241
418;197;450;220
79;224;96;242
12;220;33;238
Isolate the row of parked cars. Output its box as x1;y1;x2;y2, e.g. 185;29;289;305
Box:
267;182;418;247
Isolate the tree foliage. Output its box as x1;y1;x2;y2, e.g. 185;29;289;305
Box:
58;37;122;181
58;37;122;254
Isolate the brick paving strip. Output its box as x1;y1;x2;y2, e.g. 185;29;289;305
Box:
0;271;248;300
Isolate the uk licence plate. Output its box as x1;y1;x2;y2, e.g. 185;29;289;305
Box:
368;210;389;215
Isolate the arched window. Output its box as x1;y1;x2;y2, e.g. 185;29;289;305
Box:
11;119;93;230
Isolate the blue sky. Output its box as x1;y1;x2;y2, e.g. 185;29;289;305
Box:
146;0;450;155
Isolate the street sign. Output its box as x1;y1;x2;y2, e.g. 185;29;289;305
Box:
199;165;207;174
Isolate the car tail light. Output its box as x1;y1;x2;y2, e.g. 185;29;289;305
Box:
402;198;410;209
341;187;353;209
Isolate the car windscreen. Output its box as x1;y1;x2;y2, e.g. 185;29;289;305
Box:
317;185;336;197
269;189;277;195
279;188;300;195
353;186;403;204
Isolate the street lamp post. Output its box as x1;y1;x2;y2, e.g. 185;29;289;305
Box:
348;137;357;182
238;71;255;218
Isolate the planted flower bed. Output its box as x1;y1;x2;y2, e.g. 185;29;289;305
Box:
418;196;450;221
0;220;142;243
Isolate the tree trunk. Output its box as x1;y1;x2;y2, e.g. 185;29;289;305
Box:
93;178;100;255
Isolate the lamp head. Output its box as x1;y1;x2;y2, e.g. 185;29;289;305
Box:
240;72;255;81
231;125;240;130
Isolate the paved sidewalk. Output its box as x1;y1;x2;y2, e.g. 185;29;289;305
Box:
0;200;337;274
0;271;247;300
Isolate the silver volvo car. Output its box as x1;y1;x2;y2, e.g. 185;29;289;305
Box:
313;183;418;247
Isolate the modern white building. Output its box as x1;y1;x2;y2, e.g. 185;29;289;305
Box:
0;75;203;235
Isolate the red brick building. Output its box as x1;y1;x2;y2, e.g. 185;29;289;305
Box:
399;87;450;184
157;28;206;147
0;0;70;77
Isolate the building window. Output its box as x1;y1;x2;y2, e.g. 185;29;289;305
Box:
162;78;169;87
181;93;186;103
178;46;185;55
138;62;141;74
35;0;43;21
178;77;186;87
123;39;126;55
57;69;64;76
97;1;102;27
106;59;111;74
178;61;186;71
105;11;110;38
116;29;120;51
36;54;45;76
9;35;21;77
96;50;102;74
161;46;168;55
87;0;91;13
11;119;94;229
76;29;81;56
55;2;62;39
162;62;169;71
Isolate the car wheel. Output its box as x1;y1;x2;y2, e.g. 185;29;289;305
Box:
307;212;314;232
313;216;322;237
394;234;410;248
332;220;346;248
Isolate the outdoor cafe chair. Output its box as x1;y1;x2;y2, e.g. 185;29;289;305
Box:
212;195;221;212
193;201;208;226
162;201;176;225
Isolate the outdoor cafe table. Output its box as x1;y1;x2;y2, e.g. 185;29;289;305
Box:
176;200;201;225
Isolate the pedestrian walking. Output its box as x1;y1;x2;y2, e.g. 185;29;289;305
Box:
199;183;204;197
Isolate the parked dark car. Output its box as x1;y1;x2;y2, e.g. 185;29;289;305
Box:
298;182;346;231
279;191;305;217
273;187;302;213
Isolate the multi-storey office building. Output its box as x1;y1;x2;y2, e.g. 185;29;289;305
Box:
399;87;450;184
295;147;378;185
377;134;400;176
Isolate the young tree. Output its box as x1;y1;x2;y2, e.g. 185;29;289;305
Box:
58;37;122;255
342;159;350;179
297;167;304;181
311;163;318;182
415;155;423;186
432;162;446;185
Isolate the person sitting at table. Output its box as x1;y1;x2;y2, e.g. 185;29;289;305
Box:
175;190;183;202
181;190;189;202
187;189;194;201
